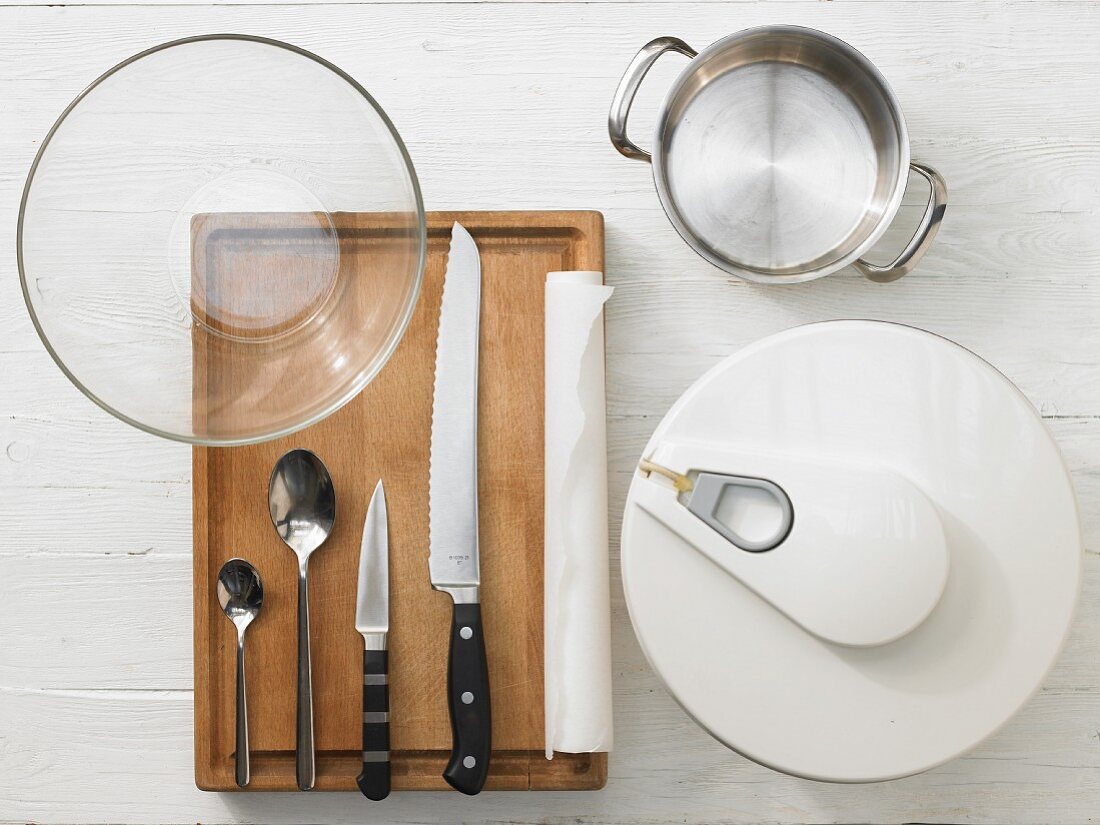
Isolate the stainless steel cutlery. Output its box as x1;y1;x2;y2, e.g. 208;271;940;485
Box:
429;222;492;795
355;481;391;801
268;448;336;791
216;558;264;788
226;228;494;795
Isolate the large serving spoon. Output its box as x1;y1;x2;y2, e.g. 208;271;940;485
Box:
216;558;264;788
268;449;336;791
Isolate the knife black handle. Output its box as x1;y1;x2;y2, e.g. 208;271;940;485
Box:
443;601;491;795
356;649;390;800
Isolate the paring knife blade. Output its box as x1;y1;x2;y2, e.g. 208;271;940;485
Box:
356;480;390;637
355;480;390;801
429;222;492;795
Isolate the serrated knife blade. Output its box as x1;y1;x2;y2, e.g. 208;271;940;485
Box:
429;222;482;595
428;222;491;795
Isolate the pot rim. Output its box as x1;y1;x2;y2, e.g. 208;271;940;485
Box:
651;25;912;284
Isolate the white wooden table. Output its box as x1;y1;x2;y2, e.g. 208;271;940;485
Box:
2;1;1098;822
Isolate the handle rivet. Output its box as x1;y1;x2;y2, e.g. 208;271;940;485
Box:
460;626;473;640
461;691;474;704
463;756;476;769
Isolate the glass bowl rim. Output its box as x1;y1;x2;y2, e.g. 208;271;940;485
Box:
17;33;428;447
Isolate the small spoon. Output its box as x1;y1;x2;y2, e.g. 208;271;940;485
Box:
216;558;264;788
268;448;336;791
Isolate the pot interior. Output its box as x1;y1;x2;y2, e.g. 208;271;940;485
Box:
656;28;907;280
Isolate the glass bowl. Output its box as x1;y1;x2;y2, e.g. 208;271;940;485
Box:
18;35;426;445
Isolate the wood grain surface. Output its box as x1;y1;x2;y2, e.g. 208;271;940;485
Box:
193;211;606;791
2;1;1100;823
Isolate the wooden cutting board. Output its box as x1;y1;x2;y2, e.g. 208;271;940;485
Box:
192;211;607;791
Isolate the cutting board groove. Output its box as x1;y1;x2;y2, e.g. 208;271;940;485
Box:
193;211;606;792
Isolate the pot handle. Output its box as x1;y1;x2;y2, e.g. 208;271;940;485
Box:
609;37;698;162
855;163;948;283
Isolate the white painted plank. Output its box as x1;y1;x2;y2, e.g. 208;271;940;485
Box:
0;3;1098;143
0;0;1071;6
0;683;1096;824
0;554;194;690
0;407;189;489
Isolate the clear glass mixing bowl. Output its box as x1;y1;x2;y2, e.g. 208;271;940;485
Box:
18;35;426;445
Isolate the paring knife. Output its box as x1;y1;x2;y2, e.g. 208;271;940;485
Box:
429;222;491;795
355;480;391;800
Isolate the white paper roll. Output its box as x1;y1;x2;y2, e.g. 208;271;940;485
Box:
544;270;614;759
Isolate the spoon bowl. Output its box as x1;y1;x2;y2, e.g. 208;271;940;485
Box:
268;449;336;560
217;558;264;632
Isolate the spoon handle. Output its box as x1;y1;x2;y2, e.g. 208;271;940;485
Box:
235;634;249;787
296;565;315;790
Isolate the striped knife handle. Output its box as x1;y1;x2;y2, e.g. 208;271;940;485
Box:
356;649;390;800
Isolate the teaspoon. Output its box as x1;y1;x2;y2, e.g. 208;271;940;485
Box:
268;448;336;791
216;558;264;788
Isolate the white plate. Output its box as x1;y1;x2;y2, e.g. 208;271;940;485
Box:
621;321;1081;782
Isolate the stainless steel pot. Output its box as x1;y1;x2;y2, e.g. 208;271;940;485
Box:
609;27;947;284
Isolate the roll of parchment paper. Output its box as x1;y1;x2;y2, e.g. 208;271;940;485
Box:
544;269;614;759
